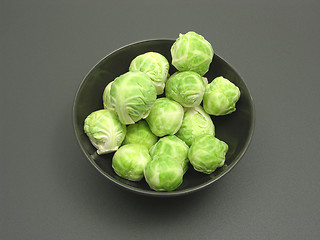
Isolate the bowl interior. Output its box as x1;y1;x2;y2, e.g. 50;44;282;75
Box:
73;39;254;196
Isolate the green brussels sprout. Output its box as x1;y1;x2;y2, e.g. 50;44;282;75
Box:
176;106;215;146
146;98;184;137
129;52;170;95
84;109;126;155
149;135;189;173
188;135;228;174
165;71;205;108
202;77;208;85
144;155;183;191
110;71;157;125
123;120;158;150
112;144;151;181
203;76;240;116
171;31;214;76
102;81;115;111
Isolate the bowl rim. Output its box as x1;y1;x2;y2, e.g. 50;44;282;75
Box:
72;38;255;197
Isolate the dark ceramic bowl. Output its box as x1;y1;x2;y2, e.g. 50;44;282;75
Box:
73;39;254;197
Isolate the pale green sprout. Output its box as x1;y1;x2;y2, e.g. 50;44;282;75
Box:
203;76;240;116
110;72;157;125
123;120;158;150
144;155;183;191
171;31;214;76
112;144;151;181
84;109;126;155
202;77;208;85
165;71;205;108
176;106;215;146
146;98;184;137
102;81;115;111
149;135;189;173
188;135;228;174
129;52;170;95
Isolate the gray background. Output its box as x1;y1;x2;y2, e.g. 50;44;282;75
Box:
2;0;320;239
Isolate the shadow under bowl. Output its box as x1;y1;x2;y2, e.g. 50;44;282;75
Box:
73;39;255;197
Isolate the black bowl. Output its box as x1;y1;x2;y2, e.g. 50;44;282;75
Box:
73;39;254;197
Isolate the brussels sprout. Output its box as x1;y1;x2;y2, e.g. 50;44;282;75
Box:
188;135;228;174
144;155;183;191
203;76;240;116
84;109;126;155
171;31;214;76
129;52;170;95
110;72;157;125
146;98;184;137
202;77;208;85
102;81;115;111
149;135;189;173
165;71;205;108
176;106;215;146
123;120;158;150
112;144;151;181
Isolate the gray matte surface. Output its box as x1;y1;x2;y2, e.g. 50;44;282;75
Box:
2;0;320;239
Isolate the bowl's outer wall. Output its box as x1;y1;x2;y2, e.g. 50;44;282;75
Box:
73;40;254;196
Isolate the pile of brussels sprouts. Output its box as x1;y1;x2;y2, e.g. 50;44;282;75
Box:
84;31;240;191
